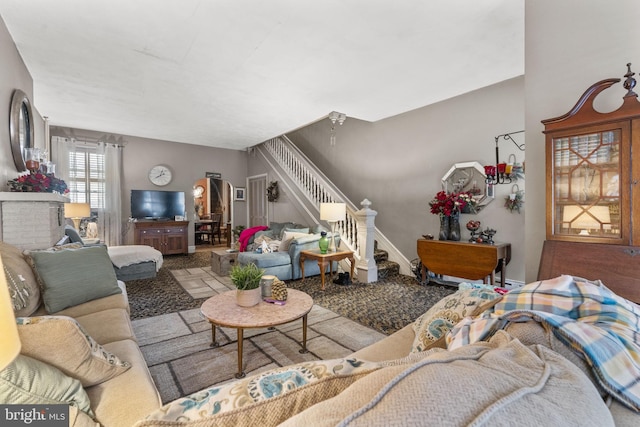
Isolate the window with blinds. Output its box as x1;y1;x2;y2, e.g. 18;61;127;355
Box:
67;146;106;210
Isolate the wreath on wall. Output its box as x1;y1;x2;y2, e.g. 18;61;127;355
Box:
267;181;279;202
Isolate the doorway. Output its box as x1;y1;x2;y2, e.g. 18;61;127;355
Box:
248;174;267;227
193;177;233;244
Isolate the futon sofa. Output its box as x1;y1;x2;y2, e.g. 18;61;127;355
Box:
237;222;340;281
1;241;161;426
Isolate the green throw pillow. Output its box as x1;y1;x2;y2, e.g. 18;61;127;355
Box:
0;354;94;418
29;245;121;313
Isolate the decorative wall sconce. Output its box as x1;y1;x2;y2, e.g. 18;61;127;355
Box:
484;130;525;185
328;111;347;146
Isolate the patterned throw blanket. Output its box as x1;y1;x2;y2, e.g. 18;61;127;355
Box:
447;275;640;412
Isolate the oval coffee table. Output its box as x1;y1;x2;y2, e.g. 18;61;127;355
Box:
200;289;313;378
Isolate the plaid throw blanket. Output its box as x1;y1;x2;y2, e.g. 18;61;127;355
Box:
447;275;640;411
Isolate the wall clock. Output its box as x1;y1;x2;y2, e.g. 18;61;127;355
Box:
148;165;172;186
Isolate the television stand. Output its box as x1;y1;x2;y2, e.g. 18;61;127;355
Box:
134;221;188;255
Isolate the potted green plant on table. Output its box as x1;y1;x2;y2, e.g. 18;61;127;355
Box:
230;262;264;307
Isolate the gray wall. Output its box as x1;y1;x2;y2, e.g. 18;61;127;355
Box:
246;156;320;228
0;15;40;184
49;126;248;248
286;77;526;283
524;0;640;282
4;3;636;281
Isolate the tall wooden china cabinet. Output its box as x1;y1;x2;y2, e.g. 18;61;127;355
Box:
538;64;640;303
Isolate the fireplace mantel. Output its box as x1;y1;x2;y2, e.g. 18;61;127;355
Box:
0;192;70;203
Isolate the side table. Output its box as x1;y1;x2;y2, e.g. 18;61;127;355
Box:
416;239;511;287
200;289;313;378
211;248;238;275
299;249;355;290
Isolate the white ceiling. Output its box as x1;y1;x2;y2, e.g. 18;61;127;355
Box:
0;0;524;151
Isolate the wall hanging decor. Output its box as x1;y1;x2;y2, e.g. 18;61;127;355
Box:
504;184;524;213
266;181;279;202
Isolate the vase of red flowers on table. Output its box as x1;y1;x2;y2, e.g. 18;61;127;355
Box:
7;172;69;194
429;191;473;241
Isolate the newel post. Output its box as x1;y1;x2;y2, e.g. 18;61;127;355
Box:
354;199;377;283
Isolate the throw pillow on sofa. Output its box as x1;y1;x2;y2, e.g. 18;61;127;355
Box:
27;245;121;313
16;315;131;387
0;354;95;418
1;244;41;316
279;231;309;252
411;287;502;353
135;357;382;427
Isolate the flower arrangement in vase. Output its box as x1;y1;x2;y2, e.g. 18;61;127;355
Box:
7;172;69;194
429;191;474;216
429;191;475;241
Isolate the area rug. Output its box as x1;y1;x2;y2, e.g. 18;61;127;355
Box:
125;253;211;320
286;275;455;334
126;252;457;335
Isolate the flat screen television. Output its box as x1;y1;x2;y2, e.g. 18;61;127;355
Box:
131;189;185;220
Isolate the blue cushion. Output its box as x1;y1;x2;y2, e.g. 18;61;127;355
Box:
238;252;291;269
64;225;83;243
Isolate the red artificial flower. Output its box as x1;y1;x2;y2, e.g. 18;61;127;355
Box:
8;172;69;194
429;191;473;217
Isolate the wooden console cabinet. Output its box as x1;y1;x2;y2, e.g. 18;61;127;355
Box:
417;239;511;287
537;66;640;303
134;221;189;255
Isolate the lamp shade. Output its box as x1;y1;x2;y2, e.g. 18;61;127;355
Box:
563;205;610;233
64;202;90;219
320;203;346;222
0;256;21;370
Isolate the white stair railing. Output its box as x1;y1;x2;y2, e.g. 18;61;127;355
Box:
260;136;378;282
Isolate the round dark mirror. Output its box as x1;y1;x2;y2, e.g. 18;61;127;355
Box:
9;89;35;172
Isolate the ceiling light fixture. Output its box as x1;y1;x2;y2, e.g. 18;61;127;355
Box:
328;111;347;146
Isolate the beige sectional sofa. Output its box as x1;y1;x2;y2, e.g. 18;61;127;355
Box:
1;241;161;426
133;279;639;427
3;238;639;426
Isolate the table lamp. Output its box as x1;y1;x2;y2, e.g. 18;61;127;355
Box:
0;256;21;371
320;202;346;252
562;205;611;236
64;203;91;232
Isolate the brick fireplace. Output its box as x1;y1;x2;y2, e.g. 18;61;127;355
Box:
0;192;69;250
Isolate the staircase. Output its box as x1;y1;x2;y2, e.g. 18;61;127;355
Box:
255;135;412;282
374;243;401;279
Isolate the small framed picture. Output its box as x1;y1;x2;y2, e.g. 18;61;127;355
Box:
235;187;246;201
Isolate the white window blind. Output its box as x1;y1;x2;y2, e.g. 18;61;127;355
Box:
67;147;106;210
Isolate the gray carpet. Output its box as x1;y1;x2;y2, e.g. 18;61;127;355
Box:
125;253;211;320
132;304;388;403
128;251;457;403
126;252;457;335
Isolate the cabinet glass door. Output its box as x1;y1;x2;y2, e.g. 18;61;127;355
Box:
551;129;621;239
